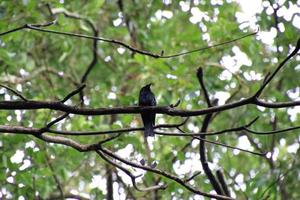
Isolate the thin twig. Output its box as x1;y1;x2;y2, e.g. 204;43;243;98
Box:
0;23;257;59
49;7;99;105
244;125;300;135
42;145;64;198
61;84;86;103
192;135;266;156
161;31;258;58
259;143;299;199
98;133;123;145
0;84;28;101
45;113;70;129
255;38;300;97
47;117;189;136
183;171;202;183
45;116;247;136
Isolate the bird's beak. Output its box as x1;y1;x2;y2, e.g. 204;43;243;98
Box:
147;83;153;87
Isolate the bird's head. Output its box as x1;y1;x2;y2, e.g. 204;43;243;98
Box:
146;83;152;88
143;83;153;90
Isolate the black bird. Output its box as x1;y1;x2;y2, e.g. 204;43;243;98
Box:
139;83;156;137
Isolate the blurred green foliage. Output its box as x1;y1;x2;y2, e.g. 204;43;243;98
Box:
0;0;299;199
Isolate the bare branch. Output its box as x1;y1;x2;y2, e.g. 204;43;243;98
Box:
2;97;300;117
216;170;230;197
0;25;27;36
97;133;123;145
0;22;257;59
48;118;189;136
45;113;70;129
48;7;99;105
169;99;181;108
154;130;266;156
61;84;86;103
244;125;300;135
183;171;202;183
255;99;300;108
255;38;300;97
2;115;298;141
197;67;223;195
192;135;266;156
2;34;300;117
96;150;167;192
52;8;95;30
160;31;258;58
197;67;212;107
98;147;233;200
0;123;265;156
0;84;28;101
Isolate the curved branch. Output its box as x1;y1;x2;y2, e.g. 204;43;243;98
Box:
255;38;300;97
255;99;300;108
99;147;233;200
96;150;167;192
244;125;300;135
183;171;202;183
45;6;99;104
61;84;86;103
0;84;28;101
0;22;257;59
197;67;225;196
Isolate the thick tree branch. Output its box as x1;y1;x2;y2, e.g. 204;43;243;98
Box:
216;170;230;197
197;67;224;196
1;35;300;118
105;164;113;200
2;97;300;116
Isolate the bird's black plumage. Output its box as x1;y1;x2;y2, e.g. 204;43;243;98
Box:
139;83;156;137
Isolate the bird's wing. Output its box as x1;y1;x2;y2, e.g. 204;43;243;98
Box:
150;112;155;126
150;92;157;106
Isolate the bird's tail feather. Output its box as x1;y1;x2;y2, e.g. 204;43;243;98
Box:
144;122;154;137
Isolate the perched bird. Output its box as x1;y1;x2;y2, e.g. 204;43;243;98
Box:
139;83;156;137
